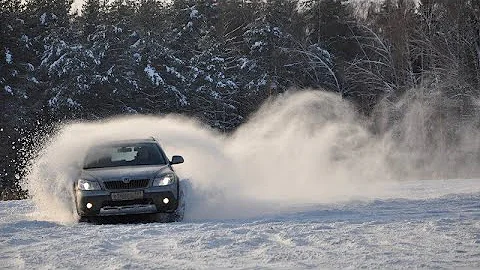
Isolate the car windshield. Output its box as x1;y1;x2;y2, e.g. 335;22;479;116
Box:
83;142;167;169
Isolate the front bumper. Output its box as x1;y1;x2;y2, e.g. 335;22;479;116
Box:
75;187;179;217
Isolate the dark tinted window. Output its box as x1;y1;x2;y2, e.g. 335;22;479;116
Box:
83;142;166;169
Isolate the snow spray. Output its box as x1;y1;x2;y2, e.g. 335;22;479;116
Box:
23;90;480;223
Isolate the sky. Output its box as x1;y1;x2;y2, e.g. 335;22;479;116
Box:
71;0;85;13
70;0;173;14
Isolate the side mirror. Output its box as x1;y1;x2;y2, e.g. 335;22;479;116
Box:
170;155;184;165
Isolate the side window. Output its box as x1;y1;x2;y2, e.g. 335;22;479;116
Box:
154;144;168;165
134;143;167;165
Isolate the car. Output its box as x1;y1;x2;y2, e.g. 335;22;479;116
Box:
74;138;185;222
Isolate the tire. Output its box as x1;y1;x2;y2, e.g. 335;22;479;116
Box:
151;179;187;223
78;216;89;223
174;182;186;221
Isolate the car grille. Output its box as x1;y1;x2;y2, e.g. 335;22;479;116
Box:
104;179;150;190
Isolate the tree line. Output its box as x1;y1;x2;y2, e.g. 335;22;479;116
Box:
1;0;479;199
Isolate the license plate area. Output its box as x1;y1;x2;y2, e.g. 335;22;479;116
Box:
111;191;144;201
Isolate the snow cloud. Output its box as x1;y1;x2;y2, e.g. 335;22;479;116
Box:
24;89;480;223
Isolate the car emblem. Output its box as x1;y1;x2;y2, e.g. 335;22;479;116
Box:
122;177;131;184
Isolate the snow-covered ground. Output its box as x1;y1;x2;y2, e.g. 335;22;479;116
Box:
1;179;479;269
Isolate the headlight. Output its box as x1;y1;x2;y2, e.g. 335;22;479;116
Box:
153;174;176;186
77;179;101;191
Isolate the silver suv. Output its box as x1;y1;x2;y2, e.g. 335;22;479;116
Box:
74;138;184;222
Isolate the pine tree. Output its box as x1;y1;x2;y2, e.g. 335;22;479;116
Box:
81;0;102;38
163;1;232;128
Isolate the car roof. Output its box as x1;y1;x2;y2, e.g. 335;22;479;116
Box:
112;137;156;143
92;138;161;147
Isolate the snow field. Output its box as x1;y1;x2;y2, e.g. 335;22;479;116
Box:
1;179;480;269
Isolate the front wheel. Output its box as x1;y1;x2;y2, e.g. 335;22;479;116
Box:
151;180;187;223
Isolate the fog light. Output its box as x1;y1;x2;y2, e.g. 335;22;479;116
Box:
86;203;93;209
163;198;169;204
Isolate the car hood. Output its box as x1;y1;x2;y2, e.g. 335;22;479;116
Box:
80;165;172;181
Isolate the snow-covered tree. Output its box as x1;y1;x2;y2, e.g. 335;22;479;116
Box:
165;0;243;129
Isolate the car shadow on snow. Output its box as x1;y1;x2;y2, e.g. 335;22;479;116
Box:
80;214;178;225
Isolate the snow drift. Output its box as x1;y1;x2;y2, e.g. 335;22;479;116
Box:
23;90;480;223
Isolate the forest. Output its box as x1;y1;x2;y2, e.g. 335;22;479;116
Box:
1;0;480;199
